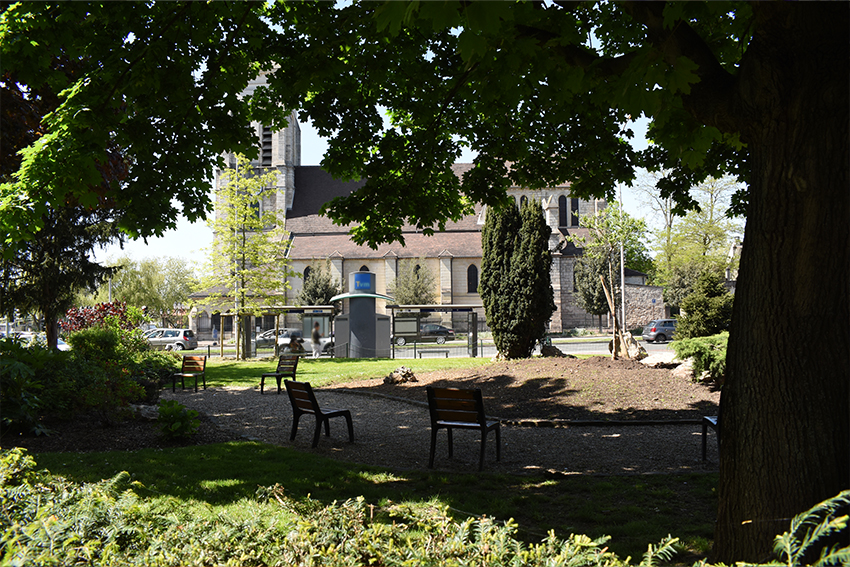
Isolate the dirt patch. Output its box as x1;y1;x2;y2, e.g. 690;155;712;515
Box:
333;356;720;422
4;356;719;456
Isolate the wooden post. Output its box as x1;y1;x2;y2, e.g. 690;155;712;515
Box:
600;275;622;360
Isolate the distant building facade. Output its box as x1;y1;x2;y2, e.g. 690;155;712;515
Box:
190;75;664;340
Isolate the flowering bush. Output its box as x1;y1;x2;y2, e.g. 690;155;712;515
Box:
60;302;146;334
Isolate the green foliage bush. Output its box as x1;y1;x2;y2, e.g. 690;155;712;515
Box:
0;326;178;433
0;338;71;435
157;399;200;439
675;272;734;340
3;449;846;566
671;332;728;384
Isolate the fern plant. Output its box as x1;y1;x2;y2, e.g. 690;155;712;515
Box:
771;490;850;567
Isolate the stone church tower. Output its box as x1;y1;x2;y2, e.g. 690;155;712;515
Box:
215;73;301;221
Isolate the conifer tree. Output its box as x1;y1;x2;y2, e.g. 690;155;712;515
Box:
480;200;554;358
297;260;342;306
509;200;556;357
676;271;734;339
387;258;437;305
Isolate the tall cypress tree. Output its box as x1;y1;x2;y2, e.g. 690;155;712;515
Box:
480;202;519;357
480;200;555;358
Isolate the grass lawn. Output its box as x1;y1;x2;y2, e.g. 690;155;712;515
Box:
29;356;718;562
199;355;495;388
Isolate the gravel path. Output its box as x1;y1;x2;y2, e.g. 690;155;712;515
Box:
163;384;719;476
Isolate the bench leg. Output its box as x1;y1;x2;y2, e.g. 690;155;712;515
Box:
479;431;487;471
312;416;324;448
447;428;454;458
260;376;265;394
343;411;354;443
276;377;282;394
429;428;438;468
290;412;302;441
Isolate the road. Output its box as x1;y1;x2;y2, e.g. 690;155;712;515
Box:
391;337;675;359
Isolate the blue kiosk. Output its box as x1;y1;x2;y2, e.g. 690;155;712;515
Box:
330;272;393;358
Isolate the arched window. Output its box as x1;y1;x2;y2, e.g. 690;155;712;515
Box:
467;265;479;294
558;196;568;227
303;266;312;282
360;265;369;272
571;197;580;226
520;195;528;208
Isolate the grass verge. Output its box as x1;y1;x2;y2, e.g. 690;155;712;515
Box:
200;356;494;388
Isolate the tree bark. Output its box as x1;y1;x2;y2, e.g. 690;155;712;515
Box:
713;5;850;562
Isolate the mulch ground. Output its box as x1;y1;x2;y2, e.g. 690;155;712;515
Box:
3;356;720;455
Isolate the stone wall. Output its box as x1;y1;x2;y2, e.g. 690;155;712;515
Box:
624;283;665;330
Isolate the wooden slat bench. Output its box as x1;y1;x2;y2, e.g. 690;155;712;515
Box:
284;380;354;448
172;355;206;393
418;349;449;358
427;386;501;471
260;355;299;394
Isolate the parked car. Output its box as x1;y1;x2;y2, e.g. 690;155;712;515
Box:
419;324;455;344
256;328;301;348
145;328;198;351
17;332;71;351
641;319;677;343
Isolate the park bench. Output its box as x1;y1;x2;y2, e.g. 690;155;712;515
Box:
260;355;299;394
284;380;354;448
418;349;449;358
426;386;501;471
702;415;720;460
172;355;206;393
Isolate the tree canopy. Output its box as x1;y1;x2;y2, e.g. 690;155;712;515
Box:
2;2;847;561
1;2;280;250
85;256;197;328
571;203;649;326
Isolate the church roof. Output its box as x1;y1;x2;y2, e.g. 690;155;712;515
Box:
285;164;590;261
287;165;485;259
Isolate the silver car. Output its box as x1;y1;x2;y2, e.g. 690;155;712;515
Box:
146;328;198;351
641;319;677;343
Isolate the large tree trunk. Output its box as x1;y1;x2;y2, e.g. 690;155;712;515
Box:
713;5;849;562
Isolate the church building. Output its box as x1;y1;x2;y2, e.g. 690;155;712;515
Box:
190;76;664;341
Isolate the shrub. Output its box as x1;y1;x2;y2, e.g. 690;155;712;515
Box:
4;449;845;566
671;332;728;384
0;338;71;435
61;301;146;334
675;272;734;339
1;325;176;433
157;399;200;439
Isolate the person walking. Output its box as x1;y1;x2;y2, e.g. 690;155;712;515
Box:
311;322;322;358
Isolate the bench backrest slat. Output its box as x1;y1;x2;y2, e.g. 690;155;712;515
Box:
276;355;299;374
285;380;320;414
181;356;206;373
427;387;486;426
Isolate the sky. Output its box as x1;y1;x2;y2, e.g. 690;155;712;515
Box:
95;118;649;269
